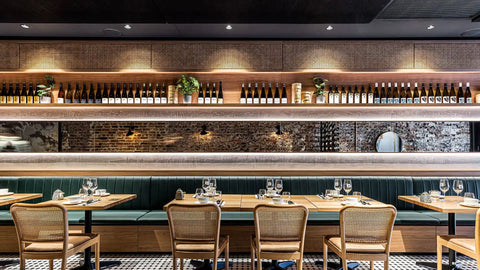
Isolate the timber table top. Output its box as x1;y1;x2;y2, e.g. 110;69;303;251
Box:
398;195;479;213
0;193;42;206
43;194;137;211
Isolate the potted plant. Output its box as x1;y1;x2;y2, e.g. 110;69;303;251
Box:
176;75;199;104
313;77;328;104
37;75;55;103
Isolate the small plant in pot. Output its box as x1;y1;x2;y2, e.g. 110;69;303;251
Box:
313;77;328;104
176;75;199;104
37;75;55;103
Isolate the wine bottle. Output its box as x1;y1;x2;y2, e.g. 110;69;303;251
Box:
435;83;442;104
108;83;115;104
380;83;386;104
334;85;340;104
33;84;40;103
20;83;27;104
210;83;217;104
246;83;253;104
413;83;420;104
74;83;81;103
240;83;246;104
258;83;265;104
393;82;399;104
428;83;435;103
347;85;354;104
328;85;333;104
115;83;122;104
127;83;134;104
420;83;427;104
407;83;413;104
367;85;374;104
147;83;154;104
57;82;65;103
253;83;259;104
465;82;472;103
141;83;147;104
81;83;87;103
0;83;6;104
154;83;161;104
6;83;13;103
102;83;109;104
360;85;367;104
457;82;465;103
66;83;73;103
273;83;279;104
449;83;457;103
95;83;102;103
374;83;380;104
89;83;95;104
205;83;211;104
281;83;288;104
134;83;141;104
386;82;393;104
442;83;449;104
354;85;360;104
14;83;20;103
339;85;346;103
400;83;406;104
218;81;224;104
27;83;34;104
161;83;168;104
198;83;205;104
120;83;127;104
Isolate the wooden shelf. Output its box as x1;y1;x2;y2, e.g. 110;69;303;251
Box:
0;104;479;122
0;152;479;176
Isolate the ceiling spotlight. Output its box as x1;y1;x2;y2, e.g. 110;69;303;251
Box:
226;25;232;30
326;25;333;31
124;24;132;30
200;125;209;135
427;25;435;30
20;24;30;29
275;124;284;135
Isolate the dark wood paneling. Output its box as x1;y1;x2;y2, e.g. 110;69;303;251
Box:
415;43;480;70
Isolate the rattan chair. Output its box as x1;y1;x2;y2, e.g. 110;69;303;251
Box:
166;203;229;270
251;204;309;270
10;203;100;270
437;209;480;270
323;205;397;270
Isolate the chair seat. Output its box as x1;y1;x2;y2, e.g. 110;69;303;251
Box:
327;236;386;253
440;235;476;252
257;240;301;252
176;236;227;252
25;235;92;252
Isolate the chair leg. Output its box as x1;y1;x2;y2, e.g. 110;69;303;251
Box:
323;241;328;270
342;258;348;270
256;251;262;270
213;256;218;270
95;242;100;270
49;259;54;270
180;259;183;270
384;259;389;270
225;241;230;270
19;256;25;270
370;261;374;270
250;244;255;270
437;240;443;270
172;256;177;270
61;257;67;270
297;258;303;270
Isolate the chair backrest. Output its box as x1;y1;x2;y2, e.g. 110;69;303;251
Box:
254;205;309;242
475;209;480;254
10;203;68;246
167;203;221;244
340;205;396;249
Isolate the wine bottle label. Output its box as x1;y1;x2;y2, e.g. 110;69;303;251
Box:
127;98;134;104
428;97;435;103
57;98;64;103
407;98;413;104
197;97;204;104
141;97;147;103
387;98;393;103
246;98;252;104
334;94;340;104
435;97;442;103
467;98;472;103
450;97;456;103
154;97;160;104
328;94;333;103
96;99;101;104
218;99;224;104
74;99;80;103
204;98;211;104
374;98;380;104
458;97;465;103
161;97;168;104
7;97;13;103
260;98;267;104
27;96;33;103
115;98;121;104
341;94;347;104
420;97;427;103
34;96;39;103
0;96;5;103
147;97;154;104
394;98;400;104
381;98;387;103
211;98;217;104
81;99;87;103
253;98;259;104
367;94;374;104
414;98;420;103
274;98;280;104
66;99;72;104
281;98;288;104
102;98;109;104
89;99;94;103
348;93;354;103
267;98;273;104
361;94;367;104
240;98;246;104
400;98;406;103
14;96;19;103
108;98;115;104
354;94;360;103
20;97;27;103
122;98;128;103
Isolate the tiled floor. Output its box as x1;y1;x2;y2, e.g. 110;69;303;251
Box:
0;253;477;269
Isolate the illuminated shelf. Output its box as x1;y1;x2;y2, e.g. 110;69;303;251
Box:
0;152;479;176
0;104;480;122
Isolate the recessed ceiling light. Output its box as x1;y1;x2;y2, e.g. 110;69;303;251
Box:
20;24;30;29
124;24;132;30
427;25;435;30
226;25;232;30
326;25;333;31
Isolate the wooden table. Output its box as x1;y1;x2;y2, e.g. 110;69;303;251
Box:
398;195;476;270
0;193;42;206
43;194;137;270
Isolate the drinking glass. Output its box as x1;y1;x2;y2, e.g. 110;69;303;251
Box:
275;179;283;195
343;179;352;197
202;178;210;194
353;191;362;200
453;180;464;202
259;189;266;200
464;192;475;199
282;191;291;201
325;189;333;199
90;178;98;200
210;178;217;194
195;188;203;198
266;179;274;194
82;178;92;199
334;179;342;200
439;179;449;200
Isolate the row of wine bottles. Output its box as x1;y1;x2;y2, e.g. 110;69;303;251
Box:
0;83;41;103
239;82;289;104
326;82;473;104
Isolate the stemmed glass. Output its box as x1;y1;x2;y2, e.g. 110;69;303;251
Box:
195;188;203;198
275;179;283;195
90;178;98;200
210;178;217;195
82;178;92;200
453;180;464;202
266;179;274;195
439;179;450;201
202;178;210;194
334;179;342;200
343;179;352;198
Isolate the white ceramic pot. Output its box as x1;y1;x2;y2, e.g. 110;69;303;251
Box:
183;95;192;104
316;95;326;104
39;96;52;104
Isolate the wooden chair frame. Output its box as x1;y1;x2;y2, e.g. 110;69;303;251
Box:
323;205;397;270
250;204;309;270
166;203;229;270
10;203;100;270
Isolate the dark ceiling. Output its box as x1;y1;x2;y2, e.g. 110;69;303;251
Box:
0;0;479;39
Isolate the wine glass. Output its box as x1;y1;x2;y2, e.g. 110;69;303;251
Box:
259;189;266;200
275;179;283;195
209;178;217;194
334;179;342;200
453;180;464;202
343;179;352;197
266;179;274;195
202;178;210;194
282;191;291;202
195;188;203;198
82;178;92;199
439;179;449;200
90;178;98;200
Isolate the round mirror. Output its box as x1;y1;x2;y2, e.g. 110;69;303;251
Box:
376;132;403;152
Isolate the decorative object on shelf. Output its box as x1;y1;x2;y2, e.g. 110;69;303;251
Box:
476;93;480;103
419;192;432;203
37;75;55;103
168;85;178;104
291;83;302;104
313;77;328;104
175;189;185;200
376;131;403;152
301;91;312;104
176;75;199;104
